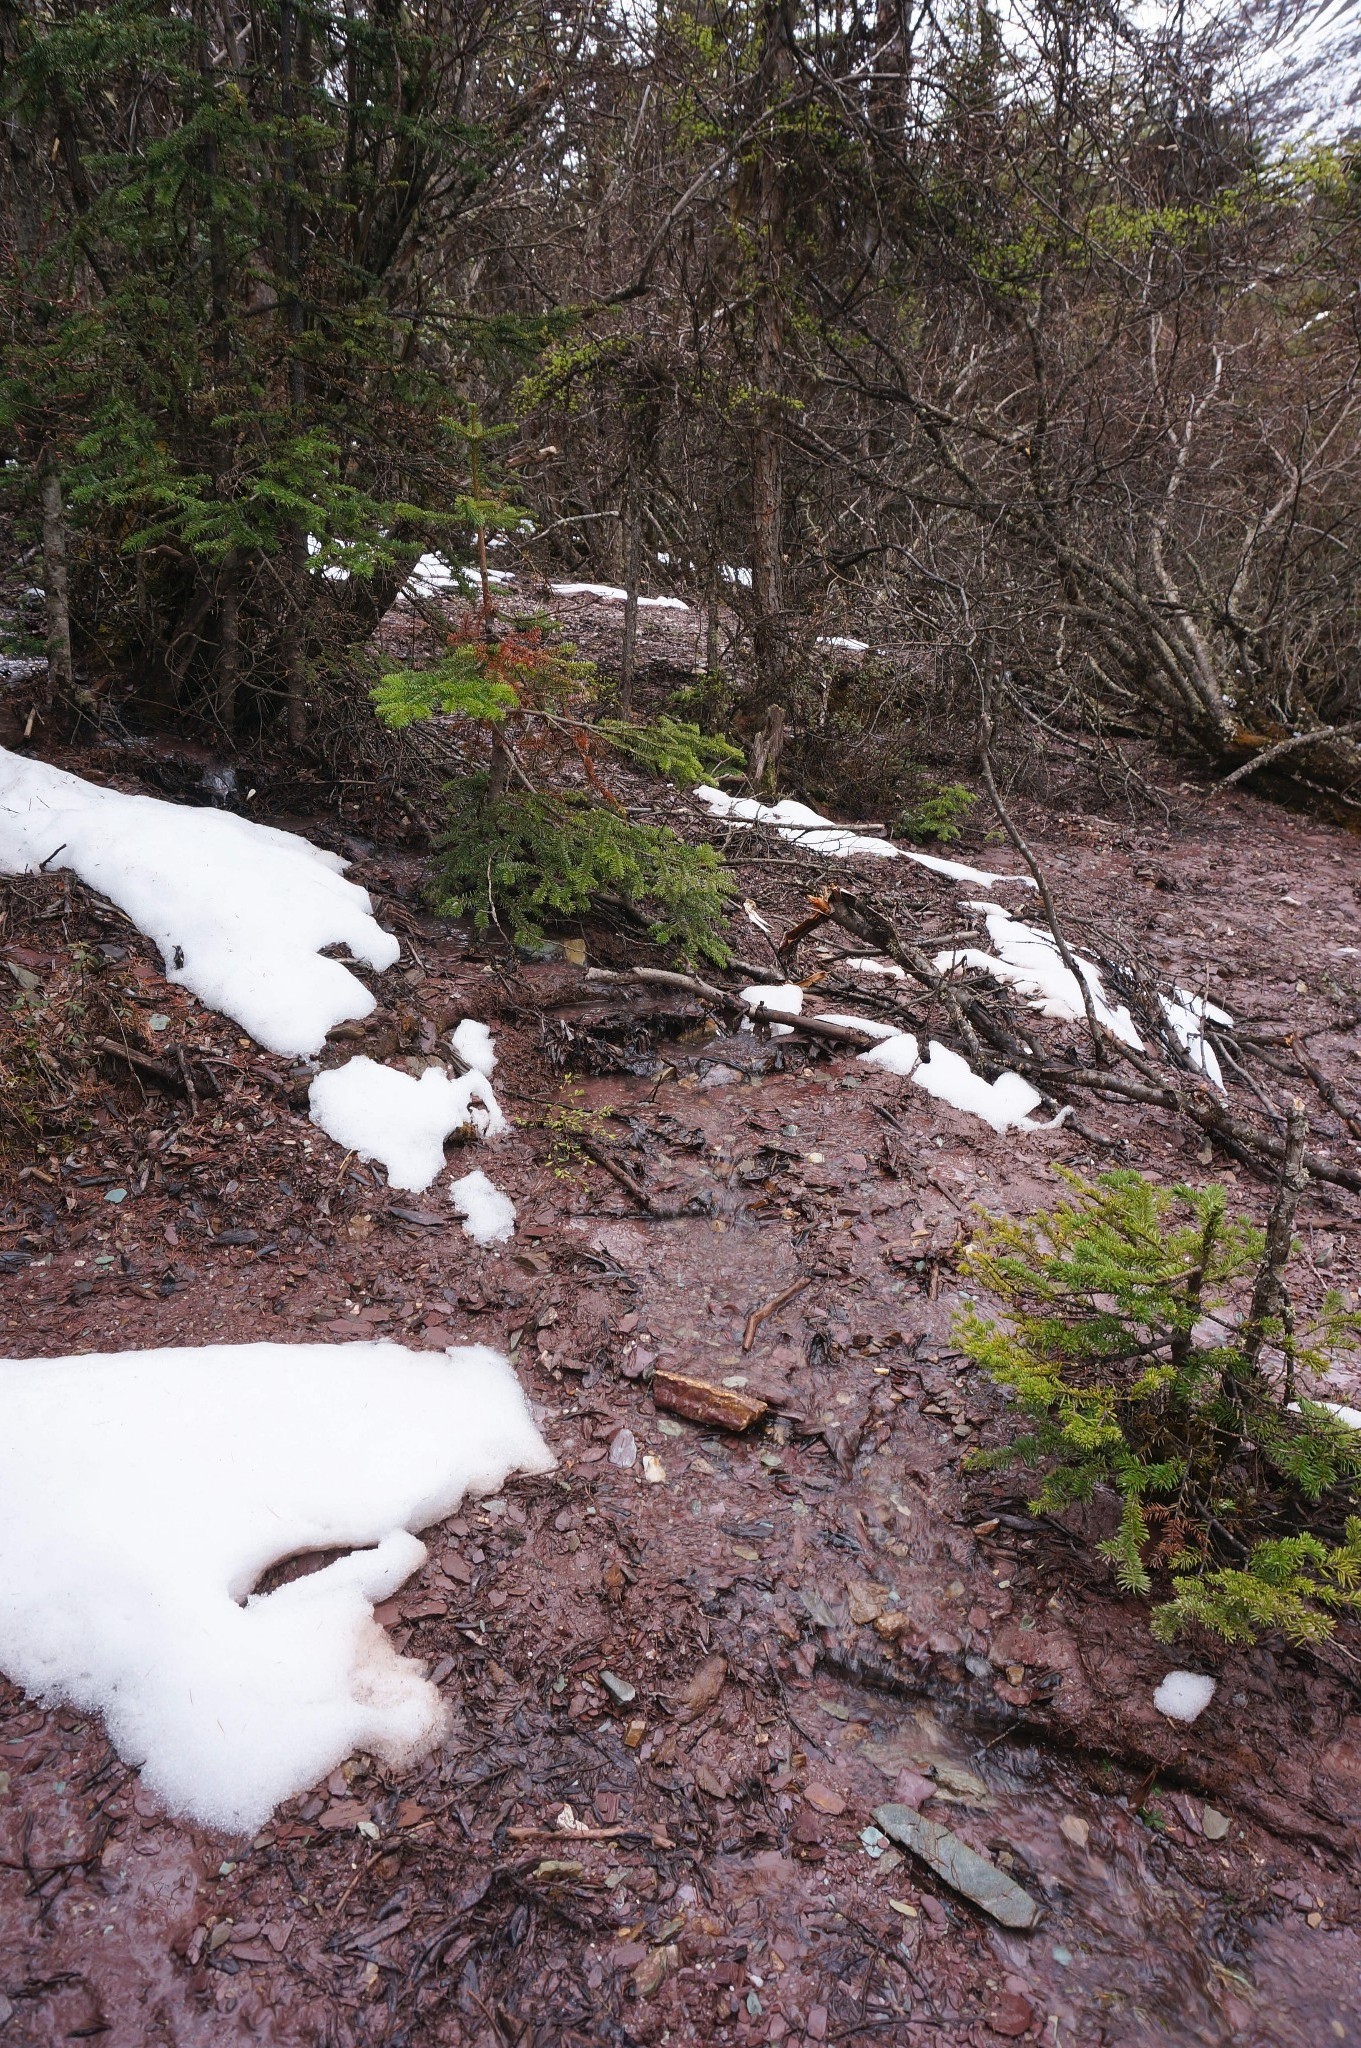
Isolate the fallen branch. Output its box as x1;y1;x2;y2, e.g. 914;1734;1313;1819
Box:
577;1132;696;1218
94;1035;189;1094
584;965;887;1050
978;680;1106;1065
1030;1063;1361;1191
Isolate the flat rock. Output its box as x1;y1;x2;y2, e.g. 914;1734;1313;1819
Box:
874;1803;1040;1930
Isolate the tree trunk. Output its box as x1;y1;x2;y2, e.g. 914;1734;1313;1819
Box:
283;527;308;747
620;484;641;715
218;551;240;737
748;0;792;707
38;455;73;708
749;702;786;794
486;728;512;804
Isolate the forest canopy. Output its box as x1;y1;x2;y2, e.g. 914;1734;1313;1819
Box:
2;0;1360;811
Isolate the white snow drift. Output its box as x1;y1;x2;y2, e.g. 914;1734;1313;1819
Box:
0;749;398;1057
550;581;689;610
0;1341;554;1833
449;1168;517;1246
741;983;1045;1134
693;784;1036;888
309;1056;507;1191
451;1017;498;1077
936;903;1142;1049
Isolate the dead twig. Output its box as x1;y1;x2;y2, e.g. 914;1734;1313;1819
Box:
1242;1098;1309;1391
584;965;886;1051
578;1133;684;1217
742;1276;811;1351
978;677;1106;1065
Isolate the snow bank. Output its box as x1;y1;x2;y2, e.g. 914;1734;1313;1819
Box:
740;981;805;1037
405;553;515;597
451;1018;497;1077
738;976;1047;1134
450;1168;516;1245
936;904;1142;1049
550;582;689;610
1153;1671;1216;1724
693;785;1035;888
856;1030;1045;1133
0;1341;554;1833
1161;989;1232;1089
310;1057;507;1191
0;750;398;1057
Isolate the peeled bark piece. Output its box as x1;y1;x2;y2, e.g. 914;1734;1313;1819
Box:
874;1804;1040;1930
652;1368;767;1433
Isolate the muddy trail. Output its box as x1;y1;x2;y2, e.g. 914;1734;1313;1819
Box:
2;736;1361;2048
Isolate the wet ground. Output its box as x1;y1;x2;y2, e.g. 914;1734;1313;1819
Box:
2;735;1361;2047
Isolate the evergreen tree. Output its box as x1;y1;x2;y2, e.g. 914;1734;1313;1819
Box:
0;0;560;736
958;1170;1361;1646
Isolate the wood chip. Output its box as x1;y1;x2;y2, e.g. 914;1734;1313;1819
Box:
652;1368;768;1432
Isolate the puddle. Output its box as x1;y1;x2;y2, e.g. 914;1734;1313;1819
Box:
803;1677;1355;2045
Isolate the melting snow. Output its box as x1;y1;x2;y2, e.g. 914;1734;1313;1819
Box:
1153;1671;1217;1724
842;955;906;979
549;582;689;610
936;904;1142;1049
0;1340;553;1833
450;1168;517;1245
451;1018;497;1077
309;1057;507;1191
855;1030;1046;1133
693;786;1035;888
740;982;1046;1133
1288;1397;1361;1431
1161;989;1232;1089
740;981;806;1037
405;554;515;597
0;749;398;1057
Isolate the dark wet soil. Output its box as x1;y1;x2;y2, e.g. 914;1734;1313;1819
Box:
2;733;1361;2048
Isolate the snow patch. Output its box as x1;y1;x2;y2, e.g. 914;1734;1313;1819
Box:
451;1018;497;1077
856;1030;1045;1133
1288;1397;1361;1431
449;1168;517;1246
405;553;515;597
0;749;399;1057
309;1057;507;1191
740;981;805;1037
0;1340;554;1833
936;904;1143;1049
1161;989;1232;1090
819;635;870;653
842;955;907;979
815;1010;904;1043
1153;1671;1217;1724
549;582;689;610
738;975;1047;1135
693;785;1035;888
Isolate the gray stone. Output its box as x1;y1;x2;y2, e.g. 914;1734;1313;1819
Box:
874;1804;1040;1930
